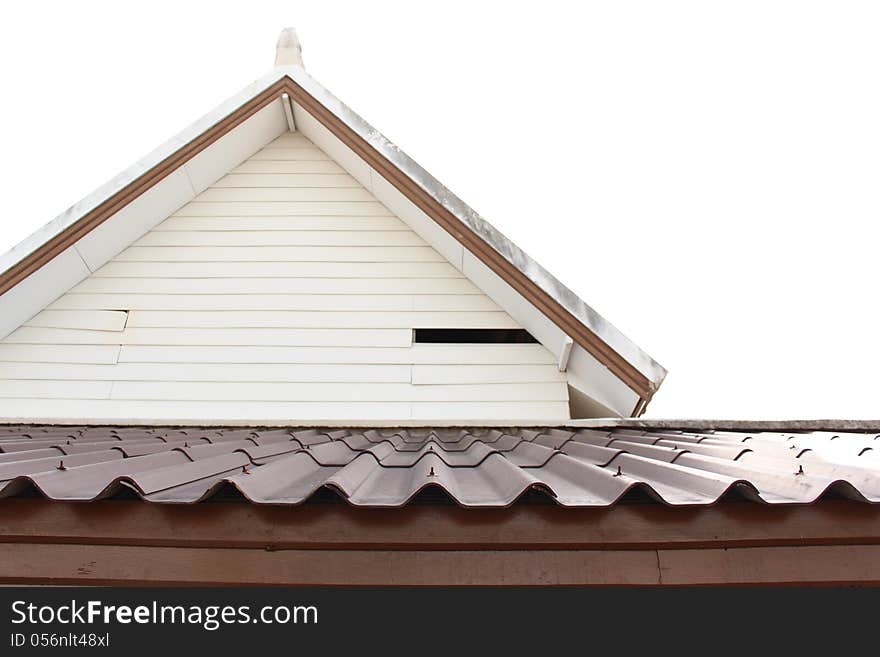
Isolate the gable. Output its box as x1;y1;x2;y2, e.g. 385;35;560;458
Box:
0;55;665;421
0;132;571;423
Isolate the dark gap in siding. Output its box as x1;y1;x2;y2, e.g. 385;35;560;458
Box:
413;328;537;344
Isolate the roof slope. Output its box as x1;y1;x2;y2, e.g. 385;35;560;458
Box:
1;424;877;506
0;33;665;415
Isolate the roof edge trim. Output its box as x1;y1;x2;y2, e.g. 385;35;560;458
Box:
2;418;876;431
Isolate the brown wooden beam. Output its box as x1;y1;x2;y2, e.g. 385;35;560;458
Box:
0;542;878;586
1;499;878;551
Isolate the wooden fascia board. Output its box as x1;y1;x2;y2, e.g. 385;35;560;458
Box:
0;499;878;551
1;500;879;585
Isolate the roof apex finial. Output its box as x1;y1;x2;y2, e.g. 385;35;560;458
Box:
275;28;304;68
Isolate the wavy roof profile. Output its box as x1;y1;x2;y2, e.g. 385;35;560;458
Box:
1;424;878;506
0;28;665;415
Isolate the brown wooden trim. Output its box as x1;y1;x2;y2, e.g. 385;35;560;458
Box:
0;542;877;586
1;499;878;551
1;74;653;401
0;79;288;297
282;78;654;400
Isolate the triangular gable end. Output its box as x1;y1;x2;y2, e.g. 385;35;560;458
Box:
0;29;666;423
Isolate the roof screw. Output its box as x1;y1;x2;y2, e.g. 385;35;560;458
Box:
428;467;436;477
57;461;66;471
613;466;622;477
796;464;804;475
242;465;251;475
789;445;796;450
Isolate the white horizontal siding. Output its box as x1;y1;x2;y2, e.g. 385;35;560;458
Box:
23;310;128;331
213;173;360;188
90;261;462;278
115;246;445;262
69;278;482;295
4;327;414;347
133;230;427;247
412;364;566;385
116;344;556;365
123;311;517;329
107;381;567;402
0;344;120;364
190;189;378;202
154;216;408;231
0;131;569;423
0;362;412;383
49;294;500;312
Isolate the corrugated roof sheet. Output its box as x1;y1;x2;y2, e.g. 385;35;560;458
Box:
0;425;878;506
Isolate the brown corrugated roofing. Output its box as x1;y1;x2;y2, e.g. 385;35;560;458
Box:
1;424;878;506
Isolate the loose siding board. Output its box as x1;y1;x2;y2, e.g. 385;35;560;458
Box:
23;310;128;332
0;132;570;423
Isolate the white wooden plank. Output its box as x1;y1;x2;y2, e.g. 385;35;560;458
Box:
0;247;91;341
154;216;408;231
412;295;501;312
0;380;112;399
0;362;411;383
51;294;417;312
410;344;556;365
194;187;376;202
0;344;120;365
109;381;568;402
176;201;390;216
182;99;287;194
411;402;570;421
118;344;555;365
4;327;412;347
212;173;361;188
264;133;315;148
0;399;414;421
125;310;518;329
250;147;330;161
73;168;196;272
133;230;426;247
24;310;128;331
48;292;498;312
412;364;566;385
91;261;462;279
113;246;445;262
232;160;345;174
71;277;481;295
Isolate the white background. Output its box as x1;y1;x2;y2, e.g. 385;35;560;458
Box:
0;1;877;419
